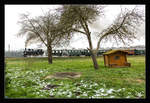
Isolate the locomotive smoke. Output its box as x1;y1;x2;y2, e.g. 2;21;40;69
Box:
25;41;28;48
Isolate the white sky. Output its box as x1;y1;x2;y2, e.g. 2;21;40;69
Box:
5;5;145;51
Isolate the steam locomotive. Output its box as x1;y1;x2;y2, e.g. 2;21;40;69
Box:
23;48;44;57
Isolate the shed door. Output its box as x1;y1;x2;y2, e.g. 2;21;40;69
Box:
111;53;125;66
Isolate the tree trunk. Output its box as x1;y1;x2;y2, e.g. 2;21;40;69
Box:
79;19;99;69
86;34;99;70
90;50;99;69
47;45;52;64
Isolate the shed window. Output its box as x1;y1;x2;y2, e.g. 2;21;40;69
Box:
114;56;120;60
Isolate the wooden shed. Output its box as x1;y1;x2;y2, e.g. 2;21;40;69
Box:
103;50;131;68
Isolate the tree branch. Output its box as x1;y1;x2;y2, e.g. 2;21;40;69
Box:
96;12;131;51
71;28;87;35
25;16;48;47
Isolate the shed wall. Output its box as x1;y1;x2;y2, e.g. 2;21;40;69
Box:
109;52;126;66
104;55;109;66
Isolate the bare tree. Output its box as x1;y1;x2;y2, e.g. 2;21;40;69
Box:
96;7;144;51
58;5;144;69
17;10;72;64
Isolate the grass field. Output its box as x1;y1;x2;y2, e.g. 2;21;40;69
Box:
5;55;145;98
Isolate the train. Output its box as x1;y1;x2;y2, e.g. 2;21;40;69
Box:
23;48;145;57
124;49;145;55
23;48;44;57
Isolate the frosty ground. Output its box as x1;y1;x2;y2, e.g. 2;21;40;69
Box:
5;56;145;98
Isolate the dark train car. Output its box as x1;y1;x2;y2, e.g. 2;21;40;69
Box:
140;50;145;55
55;50;62;56
134;49;145;55
68;50;73;56
84;50;91;56
134;49;140;55
68;50;82;56
23;48;44;57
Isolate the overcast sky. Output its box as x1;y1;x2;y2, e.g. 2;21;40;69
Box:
5;5;145;51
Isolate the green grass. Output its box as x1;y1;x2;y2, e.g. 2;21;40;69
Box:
5;55;145;98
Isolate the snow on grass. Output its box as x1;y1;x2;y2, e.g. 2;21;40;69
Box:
5;67;145;98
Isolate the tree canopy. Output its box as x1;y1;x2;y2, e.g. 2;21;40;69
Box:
17;10;73;63
57;5;144;69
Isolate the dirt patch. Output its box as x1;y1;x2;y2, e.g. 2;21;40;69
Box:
44;72;82;79
42;84;60;90
125;78;145;84
136;79;145;83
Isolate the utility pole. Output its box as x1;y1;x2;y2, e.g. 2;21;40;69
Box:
8;44;10;52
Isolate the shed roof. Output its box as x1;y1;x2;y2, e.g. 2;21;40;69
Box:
103;50;128;55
